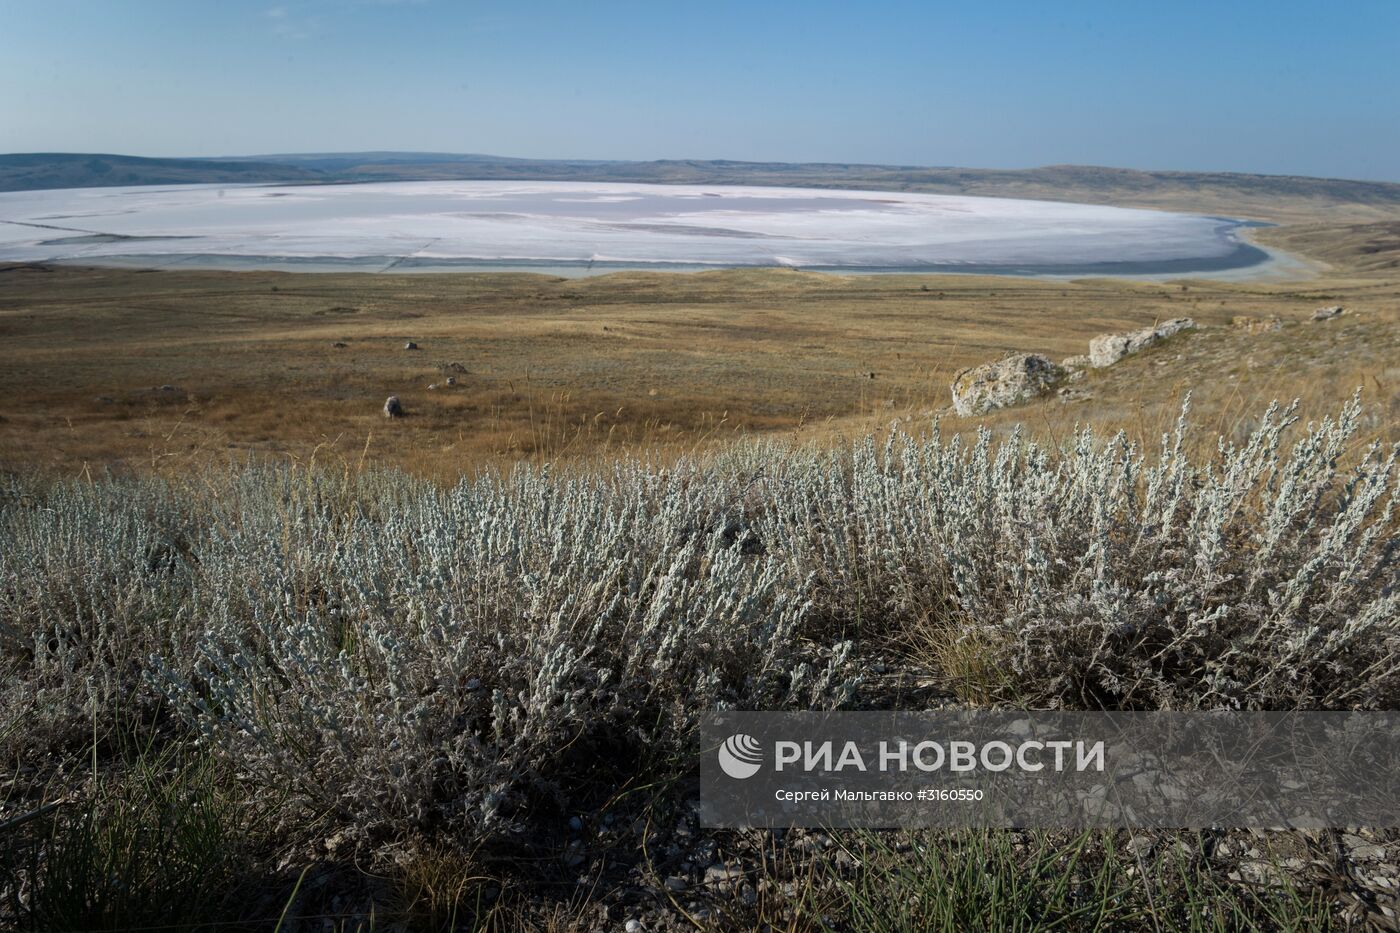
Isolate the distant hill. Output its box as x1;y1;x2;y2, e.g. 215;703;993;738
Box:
5;151;1400;222
0;153;324;192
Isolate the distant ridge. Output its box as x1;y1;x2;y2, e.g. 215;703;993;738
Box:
4;151;1400;221
0;153;322;192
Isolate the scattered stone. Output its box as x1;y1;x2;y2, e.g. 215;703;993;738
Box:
1229;860;1288;887
950;353;1063;416
428;383;439;390
333;341;348;348
1057;386;1093;404
703;864;744;885
1231;315;1281;334
624;921;642;933
663;876;687;893
403;341;419;350
439;362;468;374
1061;354;1091;371
1126;835;1154;858
94;395;115;404
1311;305;1345;321
1088;318;1196;368
568;816;584;833
159;384;176;392
445;376;456;386
383;396;404;418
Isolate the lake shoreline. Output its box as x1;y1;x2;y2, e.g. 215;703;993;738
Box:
2;180;1285;280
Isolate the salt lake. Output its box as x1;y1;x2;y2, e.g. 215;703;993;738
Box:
0;180;1276;277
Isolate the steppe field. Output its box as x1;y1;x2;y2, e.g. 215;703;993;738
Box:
2;217;1398;480
3;184;1400;931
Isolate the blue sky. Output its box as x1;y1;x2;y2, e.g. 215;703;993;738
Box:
2;0;1398;180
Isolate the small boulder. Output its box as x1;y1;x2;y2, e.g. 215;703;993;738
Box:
403;341;419;350
333;341;348;348
383;396;404;418
950;353;1063;416
1311;305;1344;322
427;383;439;390
1088;318;1195;368
445;376;456;386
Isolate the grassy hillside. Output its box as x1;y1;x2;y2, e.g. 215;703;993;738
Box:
0;152;322;191
1;260;1395;479
1255;220;1400;274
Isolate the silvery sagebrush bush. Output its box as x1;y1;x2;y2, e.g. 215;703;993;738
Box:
0;477;203;771
139;456;851;851
2;396;1396;865
758;393;1399;710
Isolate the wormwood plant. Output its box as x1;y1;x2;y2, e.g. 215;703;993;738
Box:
760;395;1399;709
1;397;1395;883
146;464;854;856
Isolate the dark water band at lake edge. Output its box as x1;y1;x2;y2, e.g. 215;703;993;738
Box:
47;239;1275;278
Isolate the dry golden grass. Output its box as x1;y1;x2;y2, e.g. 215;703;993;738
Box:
899;304;1400;452
1;215;1397;480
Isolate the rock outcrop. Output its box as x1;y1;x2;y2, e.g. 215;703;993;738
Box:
1060;355;1091;382
950;353;1063;416
1088;318;1196;368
